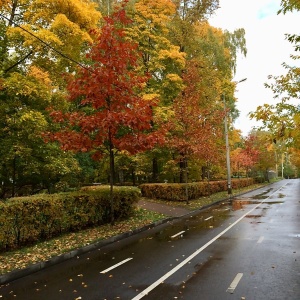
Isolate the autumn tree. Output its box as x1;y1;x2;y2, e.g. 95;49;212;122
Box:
127;0;185;103
167;60;224;184
289;148;300;177
49;4;164;222
0;66;80;197
249;63;300;152
0;0;102;196
169;0;219;53
231;134;260;178
250;1;300;150
246;131;276;182
165;0;247;182
90;1;248;185
2;0;101;80
124;0;186;182
279;0;300;52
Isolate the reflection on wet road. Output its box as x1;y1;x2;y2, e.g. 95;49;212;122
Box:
0;179;299;300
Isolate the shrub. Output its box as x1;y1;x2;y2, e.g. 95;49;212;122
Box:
139;178;254;201
0;186;140;251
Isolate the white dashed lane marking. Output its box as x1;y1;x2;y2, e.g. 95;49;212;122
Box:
171;231;185;238
226;273;243;294
257;236;264;243
100;258;133;274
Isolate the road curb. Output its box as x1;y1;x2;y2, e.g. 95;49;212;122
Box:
0;216;178;285
0;183;271;285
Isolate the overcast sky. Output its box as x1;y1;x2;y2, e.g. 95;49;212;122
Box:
208;0;300;136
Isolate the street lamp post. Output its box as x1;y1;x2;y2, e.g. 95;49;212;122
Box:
224;94;232;195
224;78;247;195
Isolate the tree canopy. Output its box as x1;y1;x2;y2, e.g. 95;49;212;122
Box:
5;0;296;197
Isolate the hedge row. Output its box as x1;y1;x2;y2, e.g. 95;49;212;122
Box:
0;186;140;251
139;178;254;201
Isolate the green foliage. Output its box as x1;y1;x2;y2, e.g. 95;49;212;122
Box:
0;0;262;201
278;0;300;14
0;186;140;251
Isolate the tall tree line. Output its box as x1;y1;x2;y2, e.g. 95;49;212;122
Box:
0;0;250;198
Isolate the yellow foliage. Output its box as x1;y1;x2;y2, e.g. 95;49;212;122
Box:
24;0;101;30
196;21;223;40
153;106;175;122
159;47;186;68
19;110;48;129
135;0;176;27
161;73;184;96
7;25;63;50
5;0;101;56
0;0;10;9
230;129;243;147
51;13;93;44
3;71;52;104
165;73;183;83
28;66;52;87
142;93;160;101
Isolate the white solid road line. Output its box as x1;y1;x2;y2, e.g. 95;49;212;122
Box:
132;208;256;300
131;183;288;300
257;236;264;243
171;231;185;238
100;258;133;274
226;273;243;294
204;216;213;221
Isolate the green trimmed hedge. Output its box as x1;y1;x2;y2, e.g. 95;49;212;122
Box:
139;178;254;201
0;186;140;251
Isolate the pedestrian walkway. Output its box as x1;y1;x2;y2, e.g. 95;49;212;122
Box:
137;199;191;217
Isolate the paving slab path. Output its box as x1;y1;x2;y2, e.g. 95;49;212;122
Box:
137;199;191;217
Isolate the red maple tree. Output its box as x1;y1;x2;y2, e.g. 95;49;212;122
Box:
49;3;164;222
231;135;260;177
168;60;224;184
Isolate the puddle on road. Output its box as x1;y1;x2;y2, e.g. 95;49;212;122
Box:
142;191;286;243
229;188;275;210
249;188;273;200
265;201;284;204
153;203;233;241
231;199;260;210
245;214;264;224
245;214;262;218
231;198;285;211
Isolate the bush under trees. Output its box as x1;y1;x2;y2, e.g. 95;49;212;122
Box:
0;186;140;251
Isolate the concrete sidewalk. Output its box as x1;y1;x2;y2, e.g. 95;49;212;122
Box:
137;199;191;217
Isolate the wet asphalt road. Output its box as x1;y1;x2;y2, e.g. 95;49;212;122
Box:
0;179;299;300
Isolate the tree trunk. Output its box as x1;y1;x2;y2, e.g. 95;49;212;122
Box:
201;166;206;181
179;158;185;183
12;155;16;198
152;157;159;183
119;169;124;185
266;169;270;183
185;160;189;205
131;169;136;186
109;133;114;225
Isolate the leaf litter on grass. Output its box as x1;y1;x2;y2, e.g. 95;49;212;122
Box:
0;208;165;275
